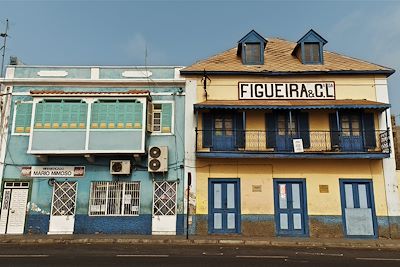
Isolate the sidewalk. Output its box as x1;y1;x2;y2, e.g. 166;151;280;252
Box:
0;234;399;249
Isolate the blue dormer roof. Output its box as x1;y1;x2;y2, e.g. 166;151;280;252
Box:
296;29;327;45
293;29;327;64
237;30;267;65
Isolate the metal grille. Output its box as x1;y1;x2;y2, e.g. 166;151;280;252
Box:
89;181;140;216
153;182;177;216
196;129;390;153
51;181;77;216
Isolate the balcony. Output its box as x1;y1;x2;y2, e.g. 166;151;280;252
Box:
195;129;391;159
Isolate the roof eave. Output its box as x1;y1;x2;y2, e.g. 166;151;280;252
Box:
180;69;395;77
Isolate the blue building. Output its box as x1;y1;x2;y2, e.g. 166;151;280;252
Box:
0;64;187;235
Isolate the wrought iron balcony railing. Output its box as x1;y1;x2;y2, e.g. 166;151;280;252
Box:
196;129;391;154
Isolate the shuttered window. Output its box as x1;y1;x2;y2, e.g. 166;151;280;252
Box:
91;100;143;129
34;100;87;129
152;102;173;133
14;102;33;134
245;43;261;64
304;43;321;64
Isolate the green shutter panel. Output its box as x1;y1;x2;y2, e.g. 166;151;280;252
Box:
91;103;99;128
43;103;52;128
134;103;143;128
125;103;135;128
79;103;87;128
161;103;172;133
99;104;108;128
34;103;44;128
15;103;33;133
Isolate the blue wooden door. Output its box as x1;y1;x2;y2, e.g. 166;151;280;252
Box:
209;179;240;234
340;180;377;237
212;114;235;151
340;114;363;152
274;180;308;236
276;113;298;151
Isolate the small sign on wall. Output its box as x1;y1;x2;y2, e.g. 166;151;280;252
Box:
252;185;262;192
21;166;85;178
293;139;304;153
319;185;329;193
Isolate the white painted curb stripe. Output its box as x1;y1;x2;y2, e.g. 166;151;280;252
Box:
116;254;169;258
236;255;288;259
0;255;49;258
356;257;400;261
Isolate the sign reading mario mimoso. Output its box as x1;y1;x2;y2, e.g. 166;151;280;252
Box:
239;82;335;100
21;166;85;178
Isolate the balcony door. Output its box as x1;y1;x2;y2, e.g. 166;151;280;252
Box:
276;113;298;151
340;114;363;152
266;112;310;152
212;113;235;151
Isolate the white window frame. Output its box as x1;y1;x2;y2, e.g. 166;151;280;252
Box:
88;181;141;216
151;100;174;136
11;100;33;136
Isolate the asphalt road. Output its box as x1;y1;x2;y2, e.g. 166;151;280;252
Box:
0;243;399;267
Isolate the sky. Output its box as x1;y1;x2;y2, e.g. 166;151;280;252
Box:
1;0;400;116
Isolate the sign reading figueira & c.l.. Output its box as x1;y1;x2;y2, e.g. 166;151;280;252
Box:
238;82;335;100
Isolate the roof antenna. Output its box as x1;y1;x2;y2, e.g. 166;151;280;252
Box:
201;69;211;101
0;19;9;77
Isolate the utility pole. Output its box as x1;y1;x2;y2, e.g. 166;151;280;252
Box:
1;19;9;77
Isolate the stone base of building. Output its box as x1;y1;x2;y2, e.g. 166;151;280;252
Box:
192;214;400;238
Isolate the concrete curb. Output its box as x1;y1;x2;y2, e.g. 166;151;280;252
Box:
0;237;399;250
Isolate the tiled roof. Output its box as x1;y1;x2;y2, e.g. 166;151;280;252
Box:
181;38;394;76
194;99;390;110
30;90;150;96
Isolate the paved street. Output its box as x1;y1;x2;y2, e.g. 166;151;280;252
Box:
0;243;399;267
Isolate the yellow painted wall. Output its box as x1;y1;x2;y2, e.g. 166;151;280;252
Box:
191;75;382;103
196;158;387;216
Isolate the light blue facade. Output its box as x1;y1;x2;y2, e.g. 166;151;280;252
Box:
1;66;186;235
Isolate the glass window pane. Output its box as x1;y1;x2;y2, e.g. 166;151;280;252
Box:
293;213;302;230
227;213;236;229
279;184;287;209
358;184;368;209
227;183;235;209
280;213;288;230
213;184;222;209
292;184;301;209
224;119;233;136
214;213;222;229
345;184;354;208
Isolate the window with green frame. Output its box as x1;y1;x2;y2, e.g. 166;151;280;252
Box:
152;102;173;133
14;102;33;133
90;100;143;129
34;100;88;129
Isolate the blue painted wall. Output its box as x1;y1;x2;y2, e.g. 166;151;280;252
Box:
2;68;186;235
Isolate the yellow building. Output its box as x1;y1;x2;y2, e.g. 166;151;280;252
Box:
181;29;400;238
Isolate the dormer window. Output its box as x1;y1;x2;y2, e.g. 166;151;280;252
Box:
244;43;261;64
292;29;327;65
303;42;321;64
237;30;267;65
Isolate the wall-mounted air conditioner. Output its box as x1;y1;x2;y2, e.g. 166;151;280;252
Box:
148;146;168;172
110;160;131;175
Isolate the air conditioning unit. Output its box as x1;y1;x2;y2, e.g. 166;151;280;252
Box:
110;160;131;175
148;146;168;172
